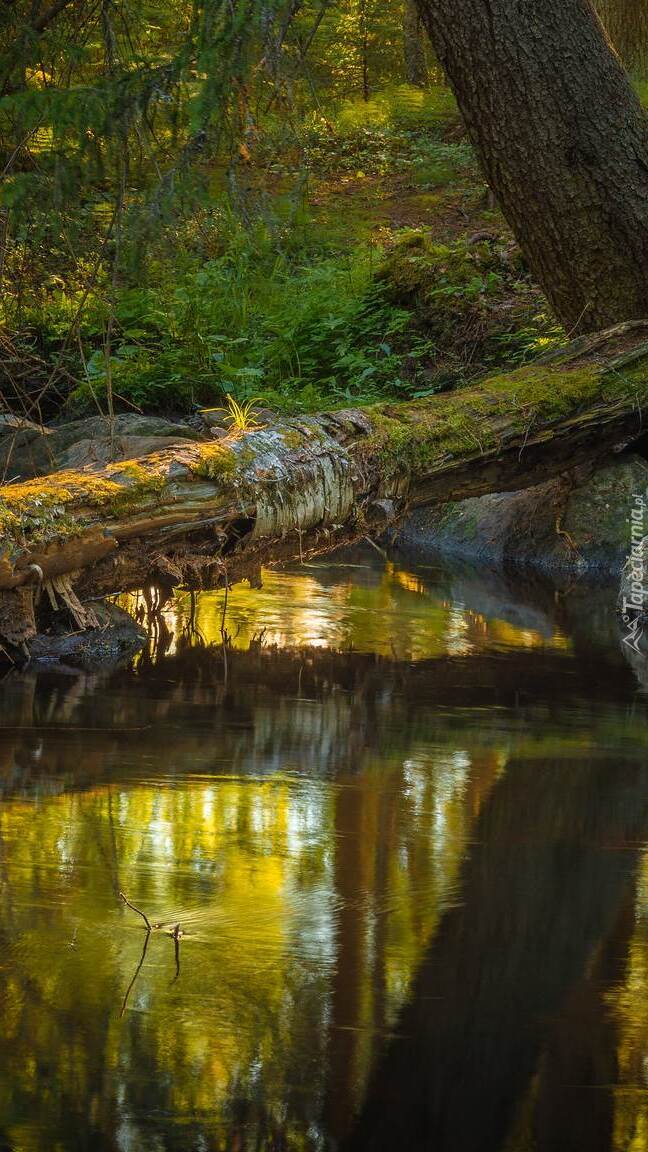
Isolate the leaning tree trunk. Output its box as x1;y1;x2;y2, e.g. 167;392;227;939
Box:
414;0;648;335
403;0;428;88
2;321;648;649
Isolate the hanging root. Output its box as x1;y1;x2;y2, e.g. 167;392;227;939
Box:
555;515;584;561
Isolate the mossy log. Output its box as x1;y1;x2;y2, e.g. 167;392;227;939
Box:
2;321;648;646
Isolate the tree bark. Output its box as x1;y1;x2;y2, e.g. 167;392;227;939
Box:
1;321;648;645
403;0;428;88
414;0;648;335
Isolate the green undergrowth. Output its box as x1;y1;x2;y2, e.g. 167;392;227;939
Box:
377;232;563;387
2;82;563;423
54;232;443;415
274;85;467;184
33;229;562;421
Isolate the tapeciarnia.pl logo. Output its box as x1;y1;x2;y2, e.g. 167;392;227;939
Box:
621;493;646;657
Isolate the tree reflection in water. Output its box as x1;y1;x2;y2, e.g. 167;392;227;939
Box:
0;552;646;1151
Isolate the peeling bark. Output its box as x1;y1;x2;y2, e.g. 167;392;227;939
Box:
1;321;648;646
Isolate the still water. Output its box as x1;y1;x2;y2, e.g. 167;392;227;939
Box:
0;549;647;1152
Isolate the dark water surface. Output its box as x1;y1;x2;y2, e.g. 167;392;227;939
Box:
0;550;647;1152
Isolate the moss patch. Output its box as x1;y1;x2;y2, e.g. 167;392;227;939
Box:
0;458;170;548
360;363;637;478
277;427;308;450
190;441;239;480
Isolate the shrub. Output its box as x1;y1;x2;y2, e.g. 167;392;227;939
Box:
376;232;563;388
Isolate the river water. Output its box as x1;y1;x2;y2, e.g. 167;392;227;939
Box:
0;548;646;1152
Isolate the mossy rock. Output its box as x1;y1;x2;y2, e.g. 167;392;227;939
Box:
0;414;206;481
396;454;648;582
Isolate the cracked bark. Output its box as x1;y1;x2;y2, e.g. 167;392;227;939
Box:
415;0;648;334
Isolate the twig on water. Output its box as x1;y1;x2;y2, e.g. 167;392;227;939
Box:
119;890;152;931
220;576;230;682
171;926;181;985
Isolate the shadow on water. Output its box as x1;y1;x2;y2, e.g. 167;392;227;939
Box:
0;548;647;1151
343;755;648;1152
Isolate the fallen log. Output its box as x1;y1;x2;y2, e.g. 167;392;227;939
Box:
1;320;648;646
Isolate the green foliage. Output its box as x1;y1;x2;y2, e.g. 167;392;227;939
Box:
202;395;265;430
64;224;437;413
259;84;466;182
34;220;562;416
0;0;561;425
377;232;563;388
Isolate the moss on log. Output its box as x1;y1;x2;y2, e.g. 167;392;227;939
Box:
2;321;648;645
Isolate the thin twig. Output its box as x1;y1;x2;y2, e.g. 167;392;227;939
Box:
119;890;152;931
170;931;181;985
220;575;230;682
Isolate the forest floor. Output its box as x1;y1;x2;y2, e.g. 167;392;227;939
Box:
308;162;494;240
5;77;648;426
1;83;565;424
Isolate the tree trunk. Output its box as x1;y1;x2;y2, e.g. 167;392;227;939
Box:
1;321;648;650
596;0;648;73
403;0;428;88
359;0;370;100
414;0;648;335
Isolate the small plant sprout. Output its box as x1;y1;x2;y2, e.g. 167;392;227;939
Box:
201;396;265;432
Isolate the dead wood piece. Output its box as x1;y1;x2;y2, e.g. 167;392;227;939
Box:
119;891;152;931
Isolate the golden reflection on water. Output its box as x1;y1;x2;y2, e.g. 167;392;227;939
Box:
0;741;499;1150
2;553;647;1151
608;853;648;1152
120;558;571;661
